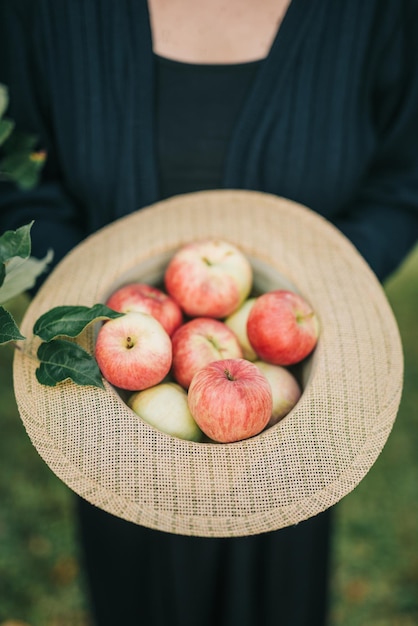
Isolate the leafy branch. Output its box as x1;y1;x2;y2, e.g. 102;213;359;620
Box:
0;83;123;389
0;231;124;389
0;83;51;341
32;304;124;388
0;84;46;189
0;222;124;388
0;222;52;342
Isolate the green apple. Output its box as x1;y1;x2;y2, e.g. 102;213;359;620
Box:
128;381;203;441
224;297;258;361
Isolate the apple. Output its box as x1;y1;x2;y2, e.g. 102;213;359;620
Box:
224;297;258;361
105;282;183;336
247;290;319;366
94;311;172;391
128;382;203;441
187;358;272;443
164;238;253;318
254;360;302;427
171;317;243;389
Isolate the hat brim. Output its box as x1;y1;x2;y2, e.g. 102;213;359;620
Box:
13;190;403;537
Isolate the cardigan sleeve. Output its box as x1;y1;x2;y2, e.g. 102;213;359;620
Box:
333;0;418;283
0;1;86;283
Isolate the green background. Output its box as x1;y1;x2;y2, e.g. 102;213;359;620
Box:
0;244;417;626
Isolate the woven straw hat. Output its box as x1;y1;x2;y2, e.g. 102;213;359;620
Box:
13;190;403;537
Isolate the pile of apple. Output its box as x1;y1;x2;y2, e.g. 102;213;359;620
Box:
94;239;319;443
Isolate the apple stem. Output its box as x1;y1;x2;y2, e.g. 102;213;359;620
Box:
126;336;135;349
224;368;235;381
296;310;315;324
201;256;213;266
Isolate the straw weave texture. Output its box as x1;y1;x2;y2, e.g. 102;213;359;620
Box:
13;190;403;537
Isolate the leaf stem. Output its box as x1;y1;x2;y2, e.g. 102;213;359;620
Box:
12;340;39;362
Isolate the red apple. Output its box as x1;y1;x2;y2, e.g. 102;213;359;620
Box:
128;382;203;441
224;297;258;361
187;358;272;443
94;311;172;391
254;360;302;427
247;290;319;366
171;317;243;388
164;238;253;318
106;282;183;336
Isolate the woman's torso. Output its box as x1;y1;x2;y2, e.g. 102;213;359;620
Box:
20;0;399;231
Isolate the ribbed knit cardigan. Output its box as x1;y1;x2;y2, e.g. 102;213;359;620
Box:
1;0;418;283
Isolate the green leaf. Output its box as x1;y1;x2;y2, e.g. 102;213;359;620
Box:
1;128;38;154
0;149;46;190
0;262;5;289
0;249;53;304
36;339;105;389
0;83;8;118
33;303;124;341
0;222;33;264
0;102;46;189
0;305;25;344
0;118;15;145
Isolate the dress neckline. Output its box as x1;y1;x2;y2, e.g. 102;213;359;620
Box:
128;0;315;210
153;53;264;71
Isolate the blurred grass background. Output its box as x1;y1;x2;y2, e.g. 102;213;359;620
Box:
0;244;417;626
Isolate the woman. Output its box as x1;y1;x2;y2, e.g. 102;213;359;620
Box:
1;1;418;624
